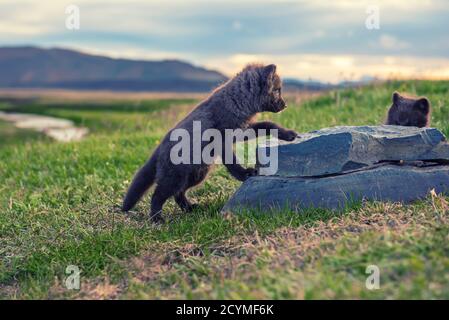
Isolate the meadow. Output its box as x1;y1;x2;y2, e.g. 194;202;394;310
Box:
0;80;448;299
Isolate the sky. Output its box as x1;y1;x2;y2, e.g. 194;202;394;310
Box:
1;0;449;83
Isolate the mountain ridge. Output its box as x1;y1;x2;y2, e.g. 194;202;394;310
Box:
0;46;227;92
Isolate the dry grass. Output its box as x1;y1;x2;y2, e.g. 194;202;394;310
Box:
0;88;321;104
0;88;207;103
49;194;448;300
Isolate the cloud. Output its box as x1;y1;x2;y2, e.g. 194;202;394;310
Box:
378;34;409;50
0;0;64;37
199;53;449;83
232;21;242;31
1;0;448;82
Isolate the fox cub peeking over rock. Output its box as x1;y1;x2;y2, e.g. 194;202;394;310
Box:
122;63;298;223
386;91;431;127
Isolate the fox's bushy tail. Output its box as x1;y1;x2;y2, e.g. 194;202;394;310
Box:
122;148;159;211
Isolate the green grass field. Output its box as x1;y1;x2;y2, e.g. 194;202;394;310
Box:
1;81;448;299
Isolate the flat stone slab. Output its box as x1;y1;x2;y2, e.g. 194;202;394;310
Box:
224;125;449;213
0;111;89;142
222;164;449;213
257;125;449;177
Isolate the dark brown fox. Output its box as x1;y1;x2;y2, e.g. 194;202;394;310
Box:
122;63;297;223
386;91;431;127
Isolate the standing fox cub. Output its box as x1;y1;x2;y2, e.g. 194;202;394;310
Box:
386;91;431;127
122;63;297;223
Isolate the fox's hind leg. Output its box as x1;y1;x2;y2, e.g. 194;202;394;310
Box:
150;180;182;223
174;166;209;212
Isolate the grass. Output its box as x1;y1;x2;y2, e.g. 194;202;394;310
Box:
0;99;196;133
0;120;49;146
0;80;448;299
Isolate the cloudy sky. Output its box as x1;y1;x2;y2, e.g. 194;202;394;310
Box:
1;0;449;83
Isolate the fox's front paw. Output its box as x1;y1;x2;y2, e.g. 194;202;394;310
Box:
185;203;199;213
280;130;298;141
232;167;258;181
243;167;258;180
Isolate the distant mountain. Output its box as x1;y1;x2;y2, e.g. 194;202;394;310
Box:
283;77;376;91
0;46;227;92
283;78;336;91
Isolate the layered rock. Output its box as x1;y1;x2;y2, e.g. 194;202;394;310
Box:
223;126;449;213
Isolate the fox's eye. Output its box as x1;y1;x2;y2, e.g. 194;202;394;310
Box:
273;88;281;96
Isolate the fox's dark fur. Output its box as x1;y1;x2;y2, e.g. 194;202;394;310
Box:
122;64;297;223
386;91;431;127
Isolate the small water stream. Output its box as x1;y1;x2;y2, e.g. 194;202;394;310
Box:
0;111;89;142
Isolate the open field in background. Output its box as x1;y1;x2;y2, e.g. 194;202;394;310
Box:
0;80;448;299
0;89;208;103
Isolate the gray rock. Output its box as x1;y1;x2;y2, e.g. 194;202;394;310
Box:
257;125;449;177
224;125;449;214
222;164;449;213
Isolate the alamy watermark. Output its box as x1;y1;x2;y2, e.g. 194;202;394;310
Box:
65;265;81;290
169;121;279;175
365;5;380;30
365;265;380;290
65;5;80;30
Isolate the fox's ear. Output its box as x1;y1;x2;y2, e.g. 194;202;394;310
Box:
392;91;401;104
263;64;277;79
415;97;430;114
